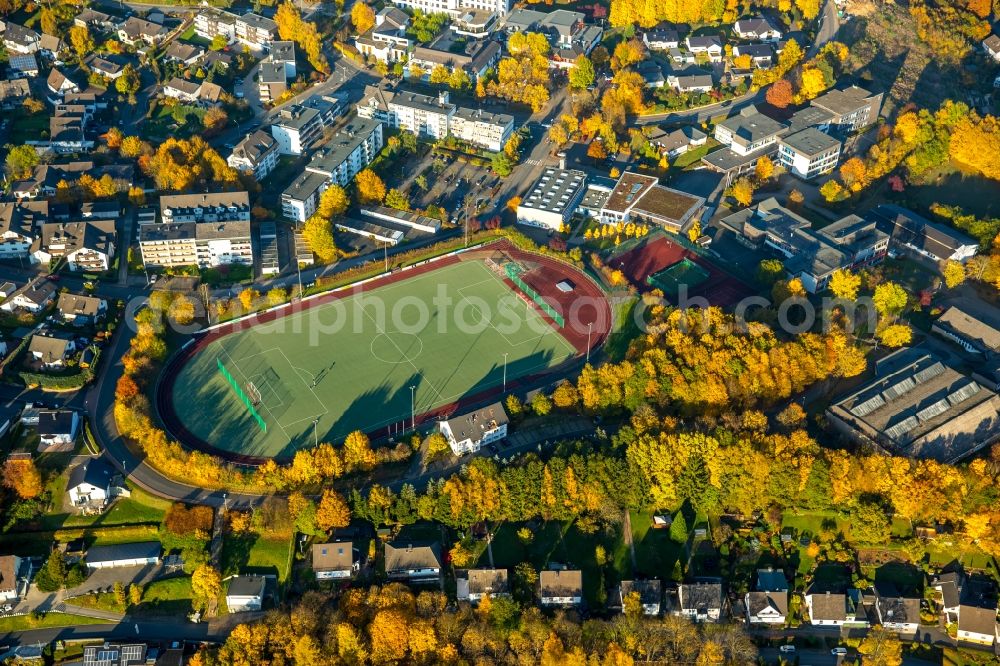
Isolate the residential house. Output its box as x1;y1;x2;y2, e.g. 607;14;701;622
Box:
648;126;707;158
29;332;75;369
8;54;39;78
38;33;64;59
778;127;842;179
805;590;860;626
269;40;296;78
539;569;583;607
718;197;889;292
522;9;603;67
451;9;497;39
599;171;705;233
3;23;41;54
636;60;665;88
74;9;115;32
733;17;782;41
826;346;1000;462
354;8;411;64
36;220;117;272
13;163;130;201
85;542;161;569
516;167;588;230
312;542;356;580
0;555;26;602
67;456;114;509
228;130;280;180
384;542;442;581
270;95;343;155
666;67;714;92
957;604;998;645
117;17;168;46
163;77;222;106
38;409;80;447
0;79;30;108
1;279;55;313
0;201;47;259
677;583;724;622
685;35;723;62
809;85;884;135
226;575;267;612
258;61;288;104
983;34;1000;62
643;23;680;50
47;68;80;99
933;571;963;623
56;293;108;325
82;643;148;666
619;579;662;615
873;592;921;633
439;402;509;455
745;569;789;625
281;116;384;222
458;569;509;604
162;41;205;67
869;204;979;264
733;43;774;68
50;104;94;153
85;54;127;81
931;306;1000;356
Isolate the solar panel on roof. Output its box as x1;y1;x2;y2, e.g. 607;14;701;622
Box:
913;362;945;384
916;398;951;423
884;415;919;441
881;377;916;402
947;381;981;406
851;394;886;417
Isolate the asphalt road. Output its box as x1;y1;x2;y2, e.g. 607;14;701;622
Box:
0;614;261;647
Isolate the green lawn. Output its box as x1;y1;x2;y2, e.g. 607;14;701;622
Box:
487;519;628;607
11;112;48;140
0;612;111;632
221;534;293;583
134;576;193;617
631;509;684;579
0;525;161;556
672;138;721;170
64;591;124;614
37;483;170;532
170;259;579;459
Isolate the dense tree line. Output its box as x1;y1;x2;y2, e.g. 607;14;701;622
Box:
194;586;756;665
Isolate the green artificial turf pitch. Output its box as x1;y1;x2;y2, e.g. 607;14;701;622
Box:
170;260;576;459
645;257;711;296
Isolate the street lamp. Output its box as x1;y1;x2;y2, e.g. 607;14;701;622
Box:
312;419;319;447
409;386;416;431
586;322;593;364
502;353;509;393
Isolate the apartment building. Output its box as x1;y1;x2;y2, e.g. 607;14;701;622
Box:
389;0;509;20
227;130;280;180
138;221;253;269
195;9;277;49
281;117;384;222
358;86;513;150
778;127;842;180
35;220;117;271
270;95;344;155
258;61;288;104
159;192;250;224
451;107;514;151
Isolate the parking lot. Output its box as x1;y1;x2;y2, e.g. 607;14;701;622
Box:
396;149;504;223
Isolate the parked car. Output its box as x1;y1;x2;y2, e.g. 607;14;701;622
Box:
831;647;848;656
778;645;795;654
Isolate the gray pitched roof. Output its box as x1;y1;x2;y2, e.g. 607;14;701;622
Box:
385;541;442;571
68;456;114;490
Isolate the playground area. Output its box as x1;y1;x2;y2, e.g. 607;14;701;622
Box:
160;244;610;460
613;234;754;307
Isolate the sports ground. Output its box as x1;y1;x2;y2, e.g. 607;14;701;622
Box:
164;254;589;460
